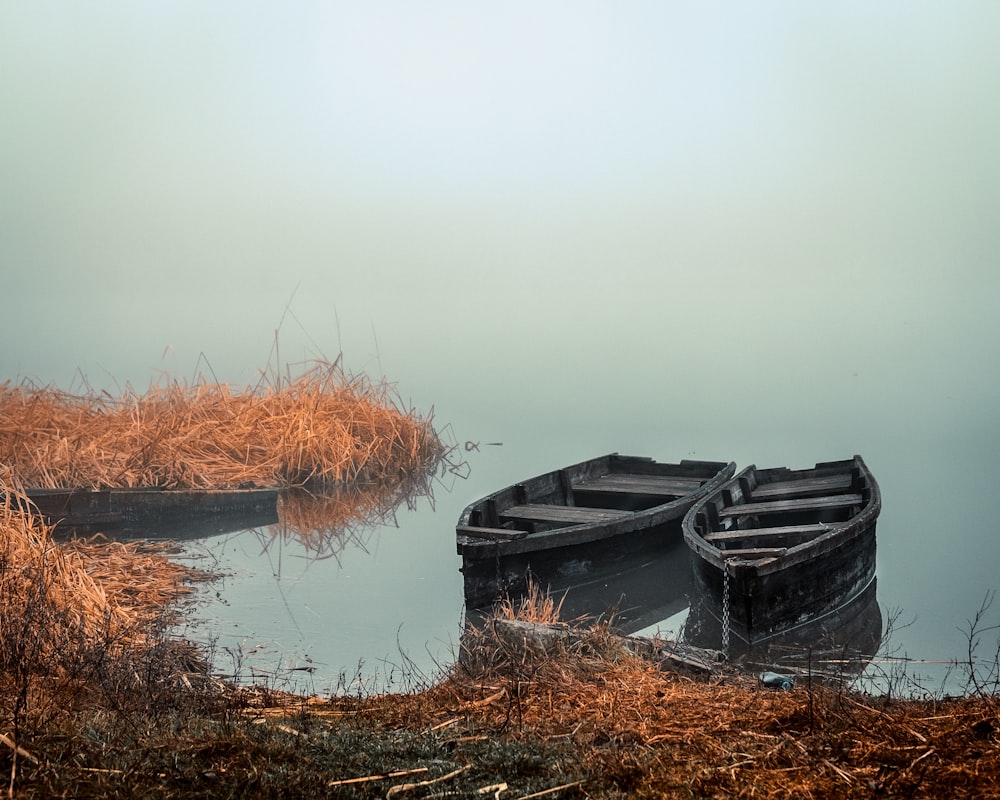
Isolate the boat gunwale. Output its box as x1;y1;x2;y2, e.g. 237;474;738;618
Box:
682;454;881;578
457;454;736;558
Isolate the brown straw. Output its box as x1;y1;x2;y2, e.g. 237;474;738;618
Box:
0;359;444;491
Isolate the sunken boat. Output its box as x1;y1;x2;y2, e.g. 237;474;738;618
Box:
682;455;881;646
18;486;280;539
457;453;735;607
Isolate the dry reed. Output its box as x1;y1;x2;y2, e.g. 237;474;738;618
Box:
308;592;1000;799
0;472;206;693
0;359;444;491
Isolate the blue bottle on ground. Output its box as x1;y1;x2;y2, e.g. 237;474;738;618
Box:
759;671;794;690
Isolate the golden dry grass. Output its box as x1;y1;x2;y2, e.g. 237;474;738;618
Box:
0;473;206;694
0;359;443;491
250;591;999;799
0;356;448;697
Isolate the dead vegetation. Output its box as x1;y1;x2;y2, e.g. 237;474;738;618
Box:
0;358;444;491
229;586;999;799
0;499;998;797
0;474;222;795
0;359;997;796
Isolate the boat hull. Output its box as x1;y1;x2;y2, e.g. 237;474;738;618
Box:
21;487;280;538
684;576;883;683
682;456;880;645
458;454;735;607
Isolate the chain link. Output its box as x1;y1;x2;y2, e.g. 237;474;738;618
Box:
721;562;731;658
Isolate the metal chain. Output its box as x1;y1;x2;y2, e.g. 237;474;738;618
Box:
721;562;731;658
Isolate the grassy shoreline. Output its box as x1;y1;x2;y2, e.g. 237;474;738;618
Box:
3;608;998;799
1;366;997;797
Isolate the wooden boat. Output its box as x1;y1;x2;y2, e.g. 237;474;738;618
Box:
18;486;280;538
457;454;736;607
683;577;883;685
682;455;881;646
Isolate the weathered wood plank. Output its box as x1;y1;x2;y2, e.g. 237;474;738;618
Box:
751;474;852;500
718;547;788;558
719;493;862;517
572;474;702;496
499;504;631;524
457;525;529;541
704;523;830;543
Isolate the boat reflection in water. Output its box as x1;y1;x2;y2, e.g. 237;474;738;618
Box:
463;536;697;637
682;577;883;684
463;543;883;686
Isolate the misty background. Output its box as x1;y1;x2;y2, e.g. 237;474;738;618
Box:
2;3;999;687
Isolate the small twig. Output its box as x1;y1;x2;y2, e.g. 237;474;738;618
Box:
909;748;935;770
516;780;586;799
386;765;471;797
429;717;462;732
0;734;37;764
823;759;853;784
464;688;508;708
327;767;428;788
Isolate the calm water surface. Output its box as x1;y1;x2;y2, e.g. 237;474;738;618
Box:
5;3;997;698
175;364;1000;696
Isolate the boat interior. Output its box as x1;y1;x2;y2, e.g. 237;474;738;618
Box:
460;460;724;540
689;460;875;558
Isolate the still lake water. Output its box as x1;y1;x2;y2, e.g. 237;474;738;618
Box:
173;335;1000;697
5;2;998;699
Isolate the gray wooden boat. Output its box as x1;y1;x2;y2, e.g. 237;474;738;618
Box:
20;486;279;538
457;453;736;607
682;455;881;645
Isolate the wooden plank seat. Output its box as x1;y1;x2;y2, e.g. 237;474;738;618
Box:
750;474;853;500
719;493;862;517
572;474;702;496
499;504;632;525
703;523;830;543
718;547;787;559
457;525;529;541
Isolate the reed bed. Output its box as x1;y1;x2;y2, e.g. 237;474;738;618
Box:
0;474;207;707
0;359;444;491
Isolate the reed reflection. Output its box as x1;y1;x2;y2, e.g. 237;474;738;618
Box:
263;469;443;562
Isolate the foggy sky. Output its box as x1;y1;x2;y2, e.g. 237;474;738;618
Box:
2;3;998;444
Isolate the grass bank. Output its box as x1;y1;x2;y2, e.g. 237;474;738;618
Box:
1;363;997;798
2;596;998;799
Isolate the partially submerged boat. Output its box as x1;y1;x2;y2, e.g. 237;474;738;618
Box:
683;577;883;685
682;455;881;646
457;454;735;607
18;487;280;538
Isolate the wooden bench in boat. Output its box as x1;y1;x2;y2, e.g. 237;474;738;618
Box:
499;504;632;525
703;522;830;543
572;474;702;496
719;493;863;518
457;525;529;541
717;547;787;559
750;474;853;500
